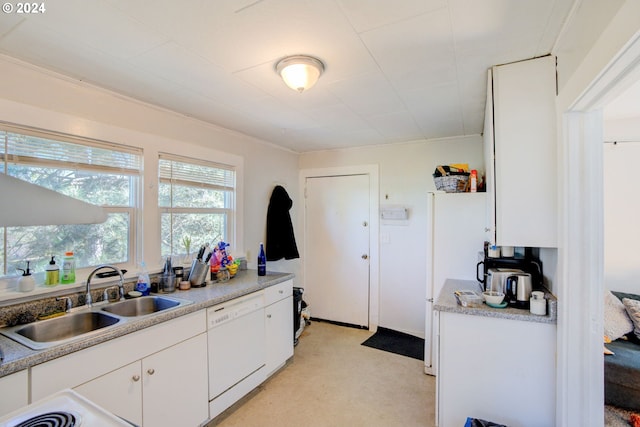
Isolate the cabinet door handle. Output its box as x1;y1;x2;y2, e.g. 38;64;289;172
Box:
279;289;284;294
132;375;140;382
147;368;155;375
267;314;272;319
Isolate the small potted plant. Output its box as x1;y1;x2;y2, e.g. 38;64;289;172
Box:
182;235;192;265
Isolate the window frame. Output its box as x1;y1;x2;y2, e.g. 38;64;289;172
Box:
158;153;236;257
0;123;142;281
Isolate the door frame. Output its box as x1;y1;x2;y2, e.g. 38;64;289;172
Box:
557;31;640;425
299;165;380;331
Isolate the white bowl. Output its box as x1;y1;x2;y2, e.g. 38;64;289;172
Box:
482;291;505;305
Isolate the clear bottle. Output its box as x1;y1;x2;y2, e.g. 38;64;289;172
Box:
45;255;59;286
257;243;266;276
61;251;76;284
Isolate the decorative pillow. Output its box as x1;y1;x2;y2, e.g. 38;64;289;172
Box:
623;298;640;341
605;290;634;340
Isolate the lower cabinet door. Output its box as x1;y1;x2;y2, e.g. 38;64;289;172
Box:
0;370;28;417
74;361;142;426
265;295;294;376
143;333;209;427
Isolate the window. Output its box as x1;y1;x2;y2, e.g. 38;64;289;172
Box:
0;124;141;278
158;153;235;257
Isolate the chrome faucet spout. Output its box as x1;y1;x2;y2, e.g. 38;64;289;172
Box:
85;265;126;307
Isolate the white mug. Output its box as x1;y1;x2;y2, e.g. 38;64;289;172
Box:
488;245;501;258
501;246;514;257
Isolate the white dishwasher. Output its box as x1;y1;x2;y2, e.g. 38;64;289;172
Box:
207;291;266;418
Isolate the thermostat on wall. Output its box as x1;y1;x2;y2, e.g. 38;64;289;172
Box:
380;207;408;220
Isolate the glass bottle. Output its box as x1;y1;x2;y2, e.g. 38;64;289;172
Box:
257;243;266;276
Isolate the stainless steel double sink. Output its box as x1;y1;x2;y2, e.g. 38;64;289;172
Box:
0;295;192;350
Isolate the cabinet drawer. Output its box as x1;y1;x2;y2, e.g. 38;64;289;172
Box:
265;280;292;306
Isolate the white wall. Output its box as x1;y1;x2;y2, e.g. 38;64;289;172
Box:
299;136;484;337
0;56;302;286
605;117;640;141
603;142;640;293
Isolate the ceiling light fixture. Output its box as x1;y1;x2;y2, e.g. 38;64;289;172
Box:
275;55;324;93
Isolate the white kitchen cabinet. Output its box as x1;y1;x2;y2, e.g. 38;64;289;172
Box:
0;369;28;417
484;55;557;247
75;333;208;427
265;280;293;376
436;311;556;427
75;361;142;425
144;333;208;426
31;310;208;426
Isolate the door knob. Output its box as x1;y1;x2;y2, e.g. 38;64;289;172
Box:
147;368;155;375
132;375;140;382
362;254;368;260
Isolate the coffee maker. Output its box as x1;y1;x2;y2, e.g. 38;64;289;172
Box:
476;243;543;292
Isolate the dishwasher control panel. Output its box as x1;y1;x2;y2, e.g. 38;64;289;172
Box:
207;292;264;329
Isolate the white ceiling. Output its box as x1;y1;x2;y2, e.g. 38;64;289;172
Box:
0;0;576;152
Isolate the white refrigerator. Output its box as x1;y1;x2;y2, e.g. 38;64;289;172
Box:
425;191;487;375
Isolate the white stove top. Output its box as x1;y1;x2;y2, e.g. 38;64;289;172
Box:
0;389;134;427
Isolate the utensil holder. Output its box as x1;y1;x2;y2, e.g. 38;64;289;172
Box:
189;260;208;287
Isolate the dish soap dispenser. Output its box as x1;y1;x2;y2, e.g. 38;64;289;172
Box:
45;255;59;286
17;261;35;292
61;251;75;284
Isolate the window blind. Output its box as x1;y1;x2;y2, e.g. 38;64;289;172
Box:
158;153;235;192
0;124;141;174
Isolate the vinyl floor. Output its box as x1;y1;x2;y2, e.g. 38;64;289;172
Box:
212;321;435;427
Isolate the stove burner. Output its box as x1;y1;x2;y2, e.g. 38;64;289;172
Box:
12;411;77;427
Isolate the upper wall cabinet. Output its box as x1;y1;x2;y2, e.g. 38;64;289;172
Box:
484;56;557;248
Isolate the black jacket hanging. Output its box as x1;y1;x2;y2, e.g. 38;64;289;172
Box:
266;185;299;261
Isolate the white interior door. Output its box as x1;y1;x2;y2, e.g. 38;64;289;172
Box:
305;174;370;327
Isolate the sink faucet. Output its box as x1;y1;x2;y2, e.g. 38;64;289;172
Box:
85;265;125;308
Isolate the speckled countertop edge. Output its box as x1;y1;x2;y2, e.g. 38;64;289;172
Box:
0;270;294;377
434;278;557;324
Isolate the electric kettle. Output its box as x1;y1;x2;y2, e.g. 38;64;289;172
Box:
505;273;533;308
486;268;523;293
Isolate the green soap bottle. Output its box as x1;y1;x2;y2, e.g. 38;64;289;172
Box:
61;251;75;284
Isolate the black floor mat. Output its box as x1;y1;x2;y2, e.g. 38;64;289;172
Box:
361;327;425;361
